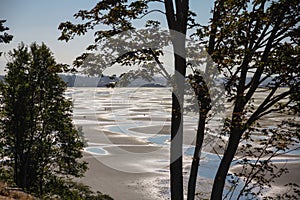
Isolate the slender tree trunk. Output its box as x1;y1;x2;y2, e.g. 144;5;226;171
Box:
211;127;242;200
187;112;206;200
209;42;248;198
14;149;19;186
170;53;186;200
164;1;189;199
22;156;27;190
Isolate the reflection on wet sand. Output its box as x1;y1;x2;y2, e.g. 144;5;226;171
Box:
68;87;299;200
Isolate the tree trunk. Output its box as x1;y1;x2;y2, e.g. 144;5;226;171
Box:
164;1;189;199
14;151;19;187
210;127;242;200
170;53;186;200
187;112;206;200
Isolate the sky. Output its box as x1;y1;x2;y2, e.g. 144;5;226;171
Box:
0;0;214;75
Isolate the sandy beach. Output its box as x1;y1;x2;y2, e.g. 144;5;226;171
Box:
69;87;300;199
230;161;300;198
77;126;170;200
80;153;166;200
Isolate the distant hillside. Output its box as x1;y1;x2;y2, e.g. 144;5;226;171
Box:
0;74;166;87
0;74;283;88
59;74;167;87
59;74;119;87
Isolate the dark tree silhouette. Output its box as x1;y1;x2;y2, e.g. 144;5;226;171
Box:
58;1;190;199
0;43;87;196
0;19;13;56
201;0;300;199
58;0;300;199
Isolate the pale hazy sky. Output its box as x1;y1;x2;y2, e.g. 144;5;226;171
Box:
0;0;214;75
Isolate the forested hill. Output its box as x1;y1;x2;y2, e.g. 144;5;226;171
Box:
0;74;167;87
0;74;279;88
0;74;119;87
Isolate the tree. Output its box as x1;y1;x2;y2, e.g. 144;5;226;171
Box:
58;0;300;199
58;1;189;199
186;70;212;200
200;0;300;199
0;43;87;196
0;19;13;56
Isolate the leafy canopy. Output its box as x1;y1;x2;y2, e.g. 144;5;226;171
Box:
0;42;87;197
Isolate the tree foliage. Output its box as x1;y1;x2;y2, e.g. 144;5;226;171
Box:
58;0;300;199
0;43;87;197
59;1;190;200
201;0;300;199
0;19;13;56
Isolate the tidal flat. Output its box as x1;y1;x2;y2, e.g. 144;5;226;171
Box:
68;87;300;200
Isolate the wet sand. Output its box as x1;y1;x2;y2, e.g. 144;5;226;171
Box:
69;87;300;199
230;161;300;198
77;125;170;199
80;152;166;200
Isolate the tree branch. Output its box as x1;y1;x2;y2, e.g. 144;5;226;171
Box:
136;9;166;19
245;18;283;103
245;87;291;129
